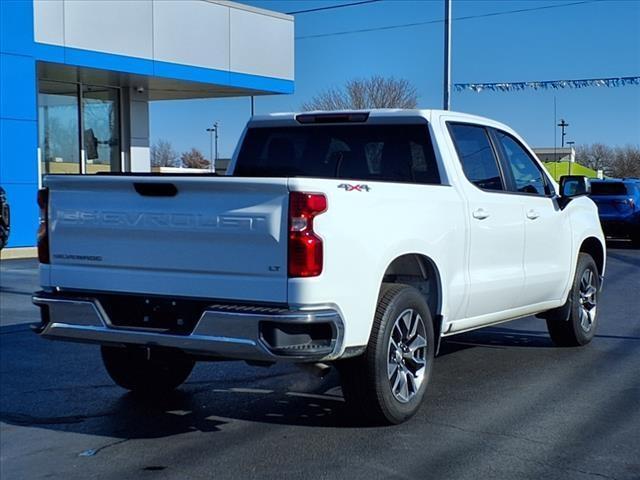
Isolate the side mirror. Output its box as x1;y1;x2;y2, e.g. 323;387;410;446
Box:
559;175;590;198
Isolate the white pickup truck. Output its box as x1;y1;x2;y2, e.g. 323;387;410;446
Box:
33;110;605;424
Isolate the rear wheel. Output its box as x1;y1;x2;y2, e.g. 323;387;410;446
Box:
546;253;600;347
0;217;8;250
101;346;195;393
338;284;434;425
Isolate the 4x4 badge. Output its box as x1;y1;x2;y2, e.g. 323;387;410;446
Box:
338;183;371;192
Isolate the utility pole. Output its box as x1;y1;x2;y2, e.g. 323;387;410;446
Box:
251;96;255;116
206;122;219;174
557;118;569;148
443;0;452;110
553;96;557;177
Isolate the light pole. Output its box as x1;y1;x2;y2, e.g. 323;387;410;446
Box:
206;122;219;173
566;140;575;175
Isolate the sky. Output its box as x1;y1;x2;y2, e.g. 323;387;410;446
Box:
149;0;640;160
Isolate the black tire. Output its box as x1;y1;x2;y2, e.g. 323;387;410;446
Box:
101;345;195;393
631;231;640;248
546;253;600;347
338;284;435;425
0;206;9;250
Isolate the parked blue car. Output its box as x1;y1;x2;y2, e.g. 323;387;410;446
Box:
589;178;640;246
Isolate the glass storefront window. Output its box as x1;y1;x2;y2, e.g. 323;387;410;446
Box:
38;80;121;176
38;81;81;174
82;85;121;174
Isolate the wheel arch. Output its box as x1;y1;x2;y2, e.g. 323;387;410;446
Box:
537;235;606;322
381;253;444;353
579;236;605;279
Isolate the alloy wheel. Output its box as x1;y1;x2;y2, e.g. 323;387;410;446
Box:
578;268;598;332
387;308;428;403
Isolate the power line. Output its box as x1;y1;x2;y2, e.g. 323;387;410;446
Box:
296;0;600;40
287;0;382;15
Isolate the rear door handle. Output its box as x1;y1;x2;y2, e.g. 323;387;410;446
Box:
526;209;540;220
472;208;490;220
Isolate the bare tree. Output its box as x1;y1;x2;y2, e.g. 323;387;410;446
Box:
150;139;178;167
575;143;614;172
575;143;640;178
302;75;418;111
611;145;640;178
181;148;210;169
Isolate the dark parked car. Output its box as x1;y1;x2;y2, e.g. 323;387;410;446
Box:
589;178;640;246
0;186;9;250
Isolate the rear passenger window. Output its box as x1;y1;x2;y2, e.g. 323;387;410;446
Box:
494;130;550;196
448;124;503;191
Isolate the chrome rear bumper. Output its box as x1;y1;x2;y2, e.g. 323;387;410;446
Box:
32;292;344;362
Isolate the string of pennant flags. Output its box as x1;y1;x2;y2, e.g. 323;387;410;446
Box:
454;76;640;93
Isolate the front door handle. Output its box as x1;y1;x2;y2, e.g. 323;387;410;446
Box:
526;209;540;220
472;208;490;220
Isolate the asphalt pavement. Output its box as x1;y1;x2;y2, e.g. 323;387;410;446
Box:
1;243;639;480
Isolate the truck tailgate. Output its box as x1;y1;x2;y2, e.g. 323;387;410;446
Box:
44;175;290;303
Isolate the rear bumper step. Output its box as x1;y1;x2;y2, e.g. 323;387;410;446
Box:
32;292;344;362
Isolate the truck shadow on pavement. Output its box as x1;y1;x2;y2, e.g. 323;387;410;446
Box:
1;320;637;441
1;365;351;437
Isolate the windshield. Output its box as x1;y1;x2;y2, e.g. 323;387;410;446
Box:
234;123;440;184
590;182;629;196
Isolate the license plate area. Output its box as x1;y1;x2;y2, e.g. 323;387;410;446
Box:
96;293;212;335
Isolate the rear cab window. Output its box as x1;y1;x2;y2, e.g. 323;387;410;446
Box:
590;182;629;196
233;123;441;185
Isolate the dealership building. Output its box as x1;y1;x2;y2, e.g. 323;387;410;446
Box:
0;0;294;248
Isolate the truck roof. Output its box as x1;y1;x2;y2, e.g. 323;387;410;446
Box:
248;109;516;134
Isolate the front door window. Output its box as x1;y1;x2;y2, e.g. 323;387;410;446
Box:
493;130;550;196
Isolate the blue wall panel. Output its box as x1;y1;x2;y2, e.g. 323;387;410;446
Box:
63;46;154;77
0;53;36;121
32;42;65;64
0;118;38;184
0;0;34;56
1;1;38;247
227;70;294;95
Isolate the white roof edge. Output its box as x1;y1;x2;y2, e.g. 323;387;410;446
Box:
207;1;294;21
251;109;505;125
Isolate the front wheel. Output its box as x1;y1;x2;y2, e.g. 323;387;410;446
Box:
338;284;435;425
546;253;600;347
101;346;195;393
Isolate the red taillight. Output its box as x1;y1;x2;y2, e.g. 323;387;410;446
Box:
37;188;49;264
288;192;327;278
